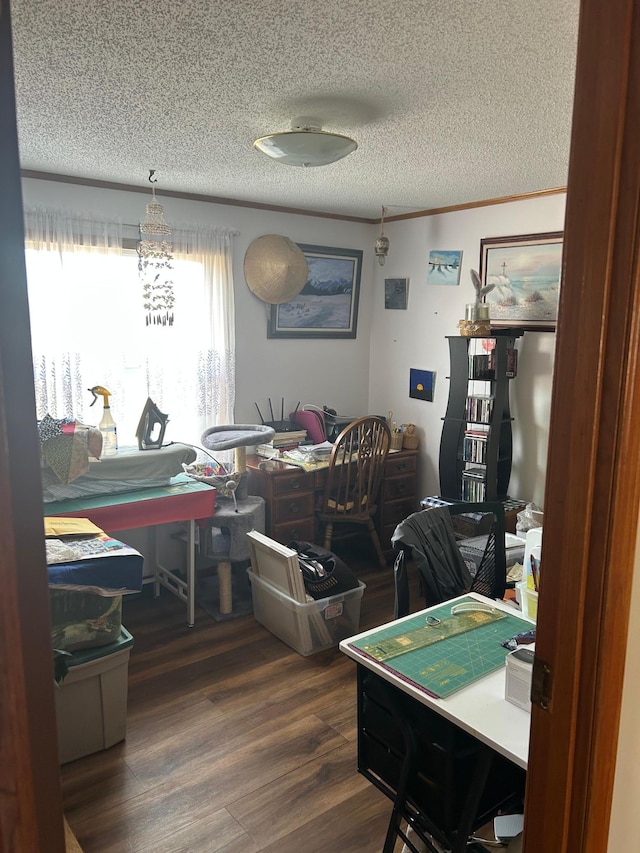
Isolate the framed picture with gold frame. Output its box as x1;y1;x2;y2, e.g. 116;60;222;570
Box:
480;231;563;331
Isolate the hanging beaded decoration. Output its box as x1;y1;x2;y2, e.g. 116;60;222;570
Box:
137;171;175;326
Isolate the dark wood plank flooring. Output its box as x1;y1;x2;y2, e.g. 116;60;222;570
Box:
61;545;422;852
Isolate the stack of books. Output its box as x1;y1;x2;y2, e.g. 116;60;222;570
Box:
255;429;307;457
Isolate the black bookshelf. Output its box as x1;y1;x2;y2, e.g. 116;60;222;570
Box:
439;333;523;502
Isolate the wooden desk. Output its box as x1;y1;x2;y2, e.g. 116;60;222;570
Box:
340;594;531;851
246;448;419;550
44;475;216;627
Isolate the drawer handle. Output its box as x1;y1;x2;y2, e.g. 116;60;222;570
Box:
396;462;408;472
395;483;407;494
290;479;303;491
287;501;301;513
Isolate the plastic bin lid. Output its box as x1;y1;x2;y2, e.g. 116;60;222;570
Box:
61;626;134;667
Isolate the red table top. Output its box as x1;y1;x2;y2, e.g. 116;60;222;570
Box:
44;476;216;531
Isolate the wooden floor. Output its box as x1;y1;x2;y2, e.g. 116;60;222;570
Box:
61;546;420;853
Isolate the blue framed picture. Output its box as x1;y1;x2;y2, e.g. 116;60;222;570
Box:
267;244;362;339
410;369;435;402
426;250;463;285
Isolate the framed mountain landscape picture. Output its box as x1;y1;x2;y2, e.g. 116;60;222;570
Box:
267;244;363;339
480;232;563;331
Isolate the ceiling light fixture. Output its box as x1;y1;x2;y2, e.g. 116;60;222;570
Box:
253;122;357;168
375;206;390;266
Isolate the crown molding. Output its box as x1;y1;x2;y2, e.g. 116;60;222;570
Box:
20;169;566;225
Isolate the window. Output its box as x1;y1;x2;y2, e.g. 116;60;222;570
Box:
25;235;234;454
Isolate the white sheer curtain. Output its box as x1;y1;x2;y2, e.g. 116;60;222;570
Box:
23;207;237;451
24;208;123;421
142;222;237;445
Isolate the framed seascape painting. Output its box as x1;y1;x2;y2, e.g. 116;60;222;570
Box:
267;244;362;339
480;232;563;331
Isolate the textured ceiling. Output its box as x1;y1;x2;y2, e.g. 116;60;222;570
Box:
10;0;580;219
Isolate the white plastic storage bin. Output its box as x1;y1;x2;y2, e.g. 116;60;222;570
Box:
248;568;365;656
55;627;133;764
515;580;538;621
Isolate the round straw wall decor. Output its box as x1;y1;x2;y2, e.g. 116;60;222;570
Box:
243;234;308;304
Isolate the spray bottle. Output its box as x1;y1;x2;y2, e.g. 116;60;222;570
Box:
89;385;118;456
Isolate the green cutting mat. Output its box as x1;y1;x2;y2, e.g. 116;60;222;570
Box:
349;597;533;698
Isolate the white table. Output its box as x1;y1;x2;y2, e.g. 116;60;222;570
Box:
340;591;532;769
340;593;533;852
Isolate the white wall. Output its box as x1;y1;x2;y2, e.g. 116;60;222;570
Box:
368;195;565;506
20;177;374;432
22;176;564;507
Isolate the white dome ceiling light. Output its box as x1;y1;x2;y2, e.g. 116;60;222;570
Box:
253;122;357;168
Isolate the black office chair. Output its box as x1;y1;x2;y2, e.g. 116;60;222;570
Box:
391;502;507;618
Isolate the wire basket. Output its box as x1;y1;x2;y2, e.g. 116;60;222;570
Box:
182;464;248;500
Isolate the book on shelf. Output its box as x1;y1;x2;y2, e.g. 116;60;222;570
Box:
506;347;518;378
468;353;495;381
462;465;486;481
461;475;486;502
463;432;488;464
255;430;308;457
465;395;494;423
271;429;307;446
255;444;280;458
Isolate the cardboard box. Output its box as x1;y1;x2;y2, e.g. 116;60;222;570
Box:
248;569;365;656
55;627;133;764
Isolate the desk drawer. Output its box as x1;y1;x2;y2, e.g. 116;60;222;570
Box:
272;471;314;497
384;474;416;501
381;496;419;528
271;491;315;524
385;454;417;478
272;517;316;545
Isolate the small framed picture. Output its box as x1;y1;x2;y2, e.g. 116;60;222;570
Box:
409;369;435;402
427;250;463;285
384;277;409;309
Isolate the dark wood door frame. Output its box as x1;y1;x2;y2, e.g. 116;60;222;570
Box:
0;1;65;849
2;0;639;851
524;0;640;849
